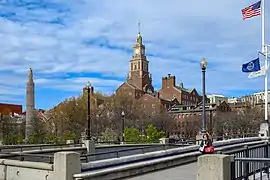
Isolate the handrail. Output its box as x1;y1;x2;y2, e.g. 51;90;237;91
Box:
95;133;258;145
81;144;174;158
0;143;84;152
235;157;270;162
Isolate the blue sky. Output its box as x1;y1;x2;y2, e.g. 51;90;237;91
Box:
0;0;269;110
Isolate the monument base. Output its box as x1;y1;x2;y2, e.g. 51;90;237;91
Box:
259;122;269;139
159;138;169;144
196;134;204;145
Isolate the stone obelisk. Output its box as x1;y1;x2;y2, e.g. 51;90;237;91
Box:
25;68;35;141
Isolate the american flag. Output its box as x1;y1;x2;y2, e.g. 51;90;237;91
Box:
241;1;261;20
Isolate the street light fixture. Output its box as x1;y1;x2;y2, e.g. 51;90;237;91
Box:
85;81;91;140
200;58;208;134
121;111;125;144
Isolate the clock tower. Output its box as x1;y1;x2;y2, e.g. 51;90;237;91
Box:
127;23;154;93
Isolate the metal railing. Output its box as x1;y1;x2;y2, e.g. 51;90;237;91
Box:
81;144;184;162
177;133;259;145
1;153;54;164
221;141;270;180
233;158;270;180
94;133;258;146
0;143;84;153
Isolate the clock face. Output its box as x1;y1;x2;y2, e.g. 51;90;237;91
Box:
135;48;140;55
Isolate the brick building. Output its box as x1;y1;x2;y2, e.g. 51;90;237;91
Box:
116;30;179;114
82;86;104;110
169;101;231;137
158;74;202;105
0;103;22;115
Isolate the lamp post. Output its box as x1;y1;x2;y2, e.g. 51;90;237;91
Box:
85;81;91;140
121;111;125;144
200;58;208;134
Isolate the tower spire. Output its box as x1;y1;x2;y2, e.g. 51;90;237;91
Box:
136;21;142;43
28;68;33;81
138;21;141;34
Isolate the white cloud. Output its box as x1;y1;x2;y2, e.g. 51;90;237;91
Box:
0;0;269;107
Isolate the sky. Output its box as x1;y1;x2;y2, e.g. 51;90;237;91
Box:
0;0;269;110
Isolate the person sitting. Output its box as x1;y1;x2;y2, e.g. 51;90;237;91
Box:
199;132;214;154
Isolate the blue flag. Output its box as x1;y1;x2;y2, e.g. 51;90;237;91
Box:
242;58;261;72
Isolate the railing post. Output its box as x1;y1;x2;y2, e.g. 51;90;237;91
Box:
231;155;235;180
243;145;249;180
54;151;81;180
264;141;269;176
197;154;232;180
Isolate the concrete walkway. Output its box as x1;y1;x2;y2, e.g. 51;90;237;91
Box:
125;162;197;180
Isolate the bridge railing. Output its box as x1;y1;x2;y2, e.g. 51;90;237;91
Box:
167;133;259;145
94;133;259;145
217;141;270;180
0;143;84;152
233;158;270;180
81;144;183;162
228;142;269;180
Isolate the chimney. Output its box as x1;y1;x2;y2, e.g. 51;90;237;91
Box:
170;76;176;87
157;92;160;98
162;77;168;89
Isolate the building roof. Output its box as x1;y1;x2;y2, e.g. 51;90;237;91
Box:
207;94;226;98
175;85;194;94
0;103;23;115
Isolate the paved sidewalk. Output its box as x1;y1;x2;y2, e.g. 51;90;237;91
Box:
126;162;197;180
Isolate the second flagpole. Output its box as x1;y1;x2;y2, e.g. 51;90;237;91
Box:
262;0;268;122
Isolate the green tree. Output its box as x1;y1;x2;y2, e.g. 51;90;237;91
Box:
28;116;46;144
100;128;118;142
145;124;165;143
44;134;58;144
124;127;141;143
62;131;76;143
1;116;20;145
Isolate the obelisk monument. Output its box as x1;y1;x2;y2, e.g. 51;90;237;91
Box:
25;68;35;141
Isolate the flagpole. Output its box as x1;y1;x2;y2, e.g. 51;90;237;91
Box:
262;0;267;122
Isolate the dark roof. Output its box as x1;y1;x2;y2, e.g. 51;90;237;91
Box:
169;107;216;114
175;86;194;93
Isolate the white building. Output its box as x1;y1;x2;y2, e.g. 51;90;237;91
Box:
207;94;228;104
241;90;270;106
228;97;241;104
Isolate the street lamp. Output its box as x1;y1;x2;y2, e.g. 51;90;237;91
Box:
85;81;91;140
121;111;125;144
200;58;208;134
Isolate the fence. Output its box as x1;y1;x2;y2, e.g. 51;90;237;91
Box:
81;144;183;162
0;143;84;153
221;141;270;180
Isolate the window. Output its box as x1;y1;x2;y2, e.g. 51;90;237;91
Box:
152;104;156;108
129;92;132;96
